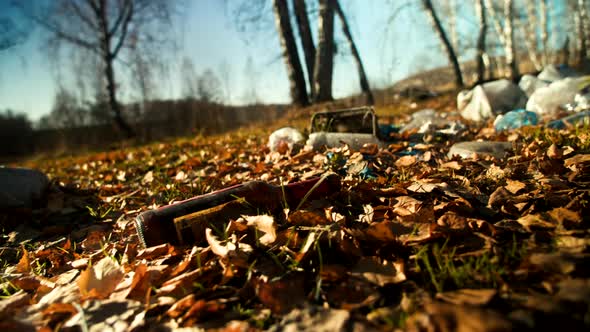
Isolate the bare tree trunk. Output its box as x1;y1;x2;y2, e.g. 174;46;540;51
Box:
334;0;373;104
96;0;135;138
475;0;487;83
580;0;590;59
292;0;316;99
540;0;549;65
523;0;542;70
448;0;458;52
504;0;518;80
421;0;464;88
272;0;309;106
313;0;335;102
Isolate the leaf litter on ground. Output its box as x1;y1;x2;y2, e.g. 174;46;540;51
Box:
1;98;590;331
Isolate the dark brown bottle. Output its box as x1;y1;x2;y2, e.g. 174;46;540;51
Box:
134;174;340;247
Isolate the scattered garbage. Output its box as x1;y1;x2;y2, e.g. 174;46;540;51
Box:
457;79;527;122
519;74;549;97
0;167;50;209
268;127;305;154
526;77;586;116
494;109;538;132
448;141;513;160
537;64;579;83
306;107;390;150
546;110;590;129
399;109;463;135
135;175;341;247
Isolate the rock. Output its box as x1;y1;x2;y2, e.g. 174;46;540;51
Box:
0;167;49;209
448;141;513;160
458;79;527;122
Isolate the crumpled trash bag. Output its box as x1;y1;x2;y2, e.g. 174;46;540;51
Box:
0;167;50;209
457;79;527;122
268;127;305;154
547;110;590;129
448;141;513;160
400;109;465;135
537;64;579;83
494;109;538;131
526;77;587;116
519;74;549;97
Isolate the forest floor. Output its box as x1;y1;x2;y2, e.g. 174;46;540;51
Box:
1;92;589;331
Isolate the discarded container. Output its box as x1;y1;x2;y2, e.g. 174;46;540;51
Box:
448;141;513;160
0;167;49;209
134;174;341;247
526;77;586;116
457;79;527;122
400;109;465;135
537;64;579;83
494;109;538;132
268;127;305;153
306;107;389;150
518;74;548;97
547;110;590;130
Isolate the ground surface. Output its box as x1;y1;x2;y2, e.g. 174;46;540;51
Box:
1;94;589;331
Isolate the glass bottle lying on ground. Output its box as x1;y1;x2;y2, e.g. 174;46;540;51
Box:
134;174;341;247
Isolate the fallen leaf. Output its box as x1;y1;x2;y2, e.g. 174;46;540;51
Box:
255;273;306;314
435;289;497;306
350;257;406;286
504;179;526;195
16;246;31;274
395;155;416;168
77;256;125;299
242;215;277;245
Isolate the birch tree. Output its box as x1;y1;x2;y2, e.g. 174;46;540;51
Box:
20;0;177;138
475;0;487;83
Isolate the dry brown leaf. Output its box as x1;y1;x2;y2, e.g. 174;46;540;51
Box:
548;207;582;229
504;179;526;195
136;243;171;260
516;214;557;231
440;161;462;170
406;302;513;332
564;154;590;169
395;155;416;168
77;256;125;299
16;246;31;274
288;209;330;226
0;290;31;316
242;215;277;245
437;212;470;234
255;273;306;314
435;289;497;306
166;293;196;318
546;143;562;159
364;221;397;242
350;257;406;286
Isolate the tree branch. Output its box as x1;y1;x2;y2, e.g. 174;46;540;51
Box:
111;0;134;57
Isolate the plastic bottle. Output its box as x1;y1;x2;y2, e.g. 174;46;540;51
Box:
134;174;341;247
494;109;538;131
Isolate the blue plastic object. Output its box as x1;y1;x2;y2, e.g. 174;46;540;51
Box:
547;110;590;129
494;109;538;131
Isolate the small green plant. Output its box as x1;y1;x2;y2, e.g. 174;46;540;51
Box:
86;205;113;219
414;239;517;293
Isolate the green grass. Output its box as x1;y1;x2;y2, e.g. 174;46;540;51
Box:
414;237;527;293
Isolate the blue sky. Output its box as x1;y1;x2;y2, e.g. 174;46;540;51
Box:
0;0;484;121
